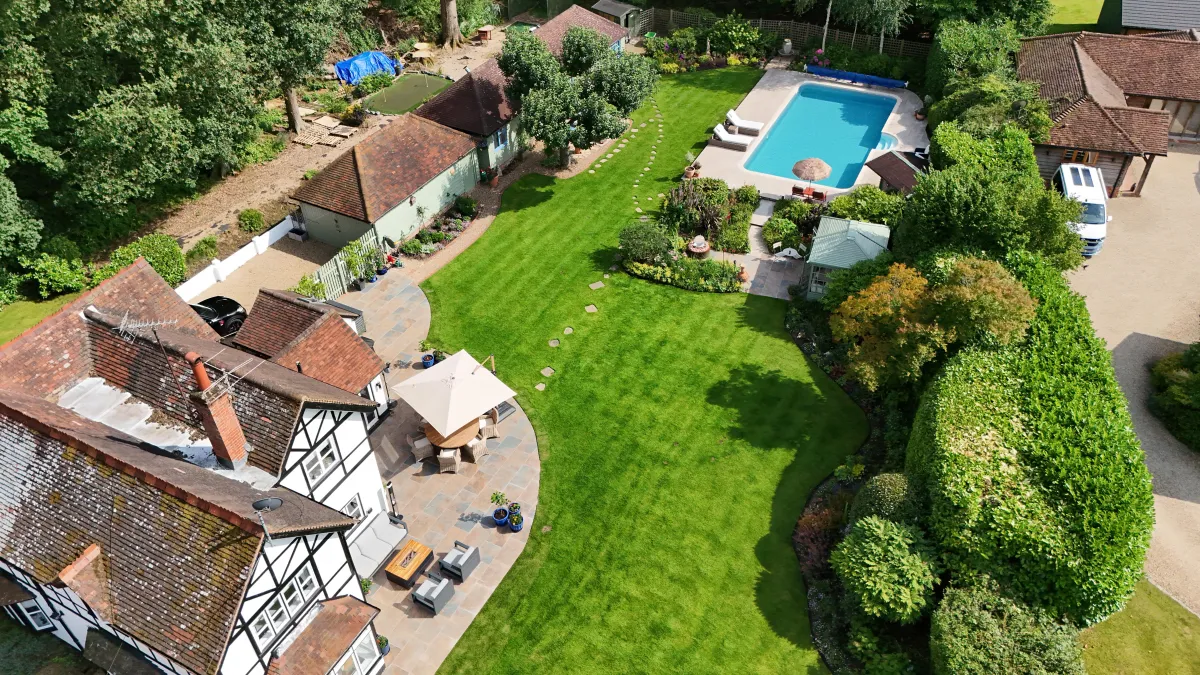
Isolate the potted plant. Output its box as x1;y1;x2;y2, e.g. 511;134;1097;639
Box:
509;512;524;532
491;491;509;527
420;340;437;369
684;151;700;179
489;169;500;187
376;635;390;656
509;501;521;518
375;248;388;275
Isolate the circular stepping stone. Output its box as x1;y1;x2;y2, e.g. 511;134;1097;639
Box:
535;383;546;391
635;207;643;213
589;281;605;290
604;274;610;278
658;193;665;197
600;158;607;163
549;339;560;347
541;367;555;377
640;123;647;127
619;143;626;147
614;148;621;153
564;326;574;334
606;153;613;158
643;167;650;172
588;170;595;174
639;216;649;221
651;150;656;155
585;304;598;313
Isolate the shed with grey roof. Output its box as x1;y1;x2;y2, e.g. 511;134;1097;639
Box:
805;216;890;300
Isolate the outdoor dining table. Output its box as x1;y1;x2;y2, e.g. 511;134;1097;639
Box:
422;419;480;448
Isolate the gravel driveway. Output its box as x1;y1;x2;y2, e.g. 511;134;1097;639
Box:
1068;144;1200;616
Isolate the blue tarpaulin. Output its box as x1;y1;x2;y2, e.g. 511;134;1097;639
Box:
805;65;906;89
335;51;399;85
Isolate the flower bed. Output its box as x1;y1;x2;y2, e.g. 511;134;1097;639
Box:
624;258;741;293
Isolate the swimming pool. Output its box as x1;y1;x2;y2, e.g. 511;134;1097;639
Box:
745;83;896;189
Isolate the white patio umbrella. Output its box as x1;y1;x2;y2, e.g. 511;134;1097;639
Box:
393;350;517;436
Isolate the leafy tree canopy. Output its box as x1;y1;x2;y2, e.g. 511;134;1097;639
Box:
561;25;612;77
928;74;1053;143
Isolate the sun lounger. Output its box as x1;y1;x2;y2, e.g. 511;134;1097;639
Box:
710;125;753;151
726;109;764;136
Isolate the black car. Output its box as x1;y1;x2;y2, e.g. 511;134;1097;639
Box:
190;296;247;336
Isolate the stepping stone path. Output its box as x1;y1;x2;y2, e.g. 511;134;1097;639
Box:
541;367;555;377
589;281;605;290
658;193;665;197
635;207;642;213
639;216;649;221
588;170;595;174
564;326;574;334
606;154;613;158
548;339;560;347
535;383;546;391
614;148;621;153
603;274;610;279
585;305;598;313
643;167;650;172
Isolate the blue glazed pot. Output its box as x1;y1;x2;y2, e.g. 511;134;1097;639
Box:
378;267;388;275
421;354;435;368
493;508;509;527
509;519;523;533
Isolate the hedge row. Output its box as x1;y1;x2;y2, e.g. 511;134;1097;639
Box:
906;253;1154;624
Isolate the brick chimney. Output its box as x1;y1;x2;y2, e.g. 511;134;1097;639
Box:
185;352;248;469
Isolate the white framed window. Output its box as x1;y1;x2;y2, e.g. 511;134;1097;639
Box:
343;495;365;520
302;442;339;484
19;600;52;631
332;630;379;675
281;582;303;614
294;566;318;597
266;597;287;627
250;614;275;645
495;125;509;149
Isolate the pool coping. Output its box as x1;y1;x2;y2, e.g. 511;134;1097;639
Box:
694;67;929;199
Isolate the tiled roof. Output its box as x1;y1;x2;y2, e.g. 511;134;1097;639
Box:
414;59;514;137
0;573;33;606
235;290;383;394
865;151;927;193
0;389;354;675
1017;32;1188;156
1138;29;1200;41
535;4;627;55
266;597;378;675
293;115;476;222
1123;0;1200;31
808;216;890;270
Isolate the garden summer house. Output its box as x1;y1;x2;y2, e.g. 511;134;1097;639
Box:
0;261;399;675
414;59;519;175
805;216;890;300
534;4;629;55
293;114;479;248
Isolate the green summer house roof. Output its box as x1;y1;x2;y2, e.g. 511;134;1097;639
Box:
807;216;890;270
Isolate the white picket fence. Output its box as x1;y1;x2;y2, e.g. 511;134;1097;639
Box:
175;216;299;301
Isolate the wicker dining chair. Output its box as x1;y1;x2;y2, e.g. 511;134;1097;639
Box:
438;447;461;473
408;433;436;463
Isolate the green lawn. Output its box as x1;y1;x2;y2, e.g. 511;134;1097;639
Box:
1046;0;1123;33
426;68;868;672
0;292;80;345
1083;581;1200;675
364;73;452;115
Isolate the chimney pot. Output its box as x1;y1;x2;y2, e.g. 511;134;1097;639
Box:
295;361;303;374
184;352;247;469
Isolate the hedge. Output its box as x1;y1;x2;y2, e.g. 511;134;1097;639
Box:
905;253;1154;624
931;579;1085;675
926;19;1021;99
1148;344;1200;452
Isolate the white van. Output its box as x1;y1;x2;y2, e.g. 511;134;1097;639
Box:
1052;163;1111;257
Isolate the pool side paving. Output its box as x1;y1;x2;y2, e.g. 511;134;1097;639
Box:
696;59;929;198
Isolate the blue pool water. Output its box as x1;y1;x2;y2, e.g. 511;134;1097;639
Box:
745;84;896;189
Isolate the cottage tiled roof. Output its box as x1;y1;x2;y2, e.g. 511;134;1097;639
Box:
235;289;383;394
0;389;354;675
293;115;476;222
266;597;379;675
1123;0;1200;31
535;4;627;55
1138;28;1200;41
1017;31;1188;156
808;216;890;270
865;151;928;193
414;59;514;137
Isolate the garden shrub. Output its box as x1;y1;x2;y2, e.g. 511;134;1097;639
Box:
1148;344;1200;452
399;239;424;256
926;19;1020;98
455;195;478;217
254;106;286;132
0;269;26;308
22;253;88;298
927;76;1052;143
849;473;917;524
762;215;798;251
186;236;219;264
624;257;740;293
340;103;367;126
793;42;926;91
238;209;266;233
619;221;674;265
820;251;894;311
93;233;187;286
713;200;752;253
643;35;667;59
830;516;937;625
846;618;918;675
827;185;905;226
316;91;349;114
905;254;1154;624
930;578;1085;675
238;132;287;166
786;297;838;354
733;183;759;205
658;62;680;75
793;508;841;577
668;27;700;56
354;72;394;98
39;235;81;261
661;177;730;239
289;273;327;299
773;198;813;225
706;13;761;57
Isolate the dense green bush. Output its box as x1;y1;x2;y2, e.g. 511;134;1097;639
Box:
820;252;895;311
926;20;1021;98
733;184;759;205
0;269;27;308
827;185;905;226
1149;344;1200;452
619;221;675;265
354;72;394;97
93;233;187;286
624;257;741;293
186;236;220;264
40;235;82;261
931;579;1085;675
794;42;927;92
849;473;917;524
706;13;761;57
762;215;799;251
289;273;327;299
455;195;479;217
238;132;288;167
713;200;752;253
928;75;1053;143
254;106;287;132
831;516;937;625
238;208;266;233
22;253;89;298
905;254;1154;624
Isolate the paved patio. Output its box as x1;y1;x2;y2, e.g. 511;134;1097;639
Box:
695;59;929;198
337;269;541;673
720;201;805;300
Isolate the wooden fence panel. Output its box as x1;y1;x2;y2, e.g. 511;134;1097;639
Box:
311;227;382;300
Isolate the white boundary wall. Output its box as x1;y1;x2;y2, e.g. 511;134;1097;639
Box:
176;216;297;301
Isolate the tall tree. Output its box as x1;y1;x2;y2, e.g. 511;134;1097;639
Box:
870;0;910;53
583;52;658;116
497;31;561;106
562;25;610;76
834;0;874;50
441;0;463;47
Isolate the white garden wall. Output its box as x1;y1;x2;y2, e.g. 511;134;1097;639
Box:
176;216;297;301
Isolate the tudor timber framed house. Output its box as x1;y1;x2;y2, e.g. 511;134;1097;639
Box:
0;260;403;675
